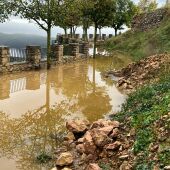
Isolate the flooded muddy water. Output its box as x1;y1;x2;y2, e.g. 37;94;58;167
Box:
0;55;131;170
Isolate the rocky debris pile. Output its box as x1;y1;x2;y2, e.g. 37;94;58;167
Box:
52;119;135;170
106;54;170;91
132;8;169;32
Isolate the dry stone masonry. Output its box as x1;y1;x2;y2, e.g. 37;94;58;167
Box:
132;8;169;31
0;42;89;74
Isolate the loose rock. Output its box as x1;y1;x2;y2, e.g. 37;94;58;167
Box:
56;152;73;166
86;163;102;170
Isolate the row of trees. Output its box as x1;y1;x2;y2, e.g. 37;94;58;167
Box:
0;0;157;68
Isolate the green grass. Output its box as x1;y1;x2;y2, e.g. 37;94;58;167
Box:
105;8;170;61
112;73;170;169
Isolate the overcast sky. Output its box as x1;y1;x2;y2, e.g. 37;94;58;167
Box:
0;0;167;37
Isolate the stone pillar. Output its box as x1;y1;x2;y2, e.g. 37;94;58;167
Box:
82;42;89;56
70;43;79;58
109;34;113;38
89;34;93;39
96;34;100;40
102;34;107;40
52;44;63;62
75;34;80;39
0;46;10;66
26;46;41;66
82;34;86;40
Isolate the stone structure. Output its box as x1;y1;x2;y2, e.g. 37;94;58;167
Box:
109;34;113;38
102;34;107;40
70;43;79;58
0;46;9;66
96;34;100;40
81;42;89;56
0;41;89;74
132;8;169;31
89;34;94;39
52;44;63;62
75;34;80;39
26;46;41;67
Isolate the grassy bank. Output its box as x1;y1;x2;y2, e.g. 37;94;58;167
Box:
112;66;170;169
105;9;170;61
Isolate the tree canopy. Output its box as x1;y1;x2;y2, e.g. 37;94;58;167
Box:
0;0;12;22
109;0;138;36
13;0;62;68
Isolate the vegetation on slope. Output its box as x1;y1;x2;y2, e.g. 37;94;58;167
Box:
112;60;170;169
105;9;170;61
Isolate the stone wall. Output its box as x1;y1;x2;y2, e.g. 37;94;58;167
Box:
0;43;89;74
132;8;169;31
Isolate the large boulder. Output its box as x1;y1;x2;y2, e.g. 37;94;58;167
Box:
56;152;73;166
86;163;102;170
64;132;75;141
98;125;114;135
91;129;112;147
83;131;97;154
66;120;89;134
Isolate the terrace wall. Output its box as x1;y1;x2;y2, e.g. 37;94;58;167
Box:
0;43;89;74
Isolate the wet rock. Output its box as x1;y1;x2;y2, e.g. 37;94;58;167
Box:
66;120;89;134
105;141;121;150
64;132;75;141
51;167;58;170
62;168;72;170
110;128;119;138
76;144;85;154
164;166;170;170
56;152;73;166
86;163;102;170
120;161;132;170
98;125;114;135
119;155;129;160
90;119;120;129
91;129;112;147
83;131;97;154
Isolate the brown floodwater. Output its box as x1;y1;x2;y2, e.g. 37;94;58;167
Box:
0;55;131;170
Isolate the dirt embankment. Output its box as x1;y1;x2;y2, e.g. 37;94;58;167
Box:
105;53;170;92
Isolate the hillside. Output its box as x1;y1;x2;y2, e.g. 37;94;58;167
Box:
105;8;170;61
0;33;49;48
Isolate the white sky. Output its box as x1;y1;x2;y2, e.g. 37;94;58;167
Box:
0;0;167;37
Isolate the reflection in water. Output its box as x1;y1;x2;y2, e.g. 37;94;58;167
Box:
0;55;130;170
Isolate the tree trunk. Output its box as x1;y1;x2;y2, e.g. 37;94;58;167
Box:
115;28;118;37
73;26;77;37
99;28;102;40
93;24;97;59
85;27;88;42
64;28;67;37
83;26;85;41
70;27;73;38
47;28;51;69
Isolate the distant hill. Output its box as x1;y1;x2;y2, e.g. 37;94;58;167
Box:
0;33;54;48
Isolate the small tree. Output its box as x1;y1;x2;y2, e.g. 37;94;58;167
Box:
13;0;61;69
57;0;81;38
110;0;137;36
81;0;113;58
